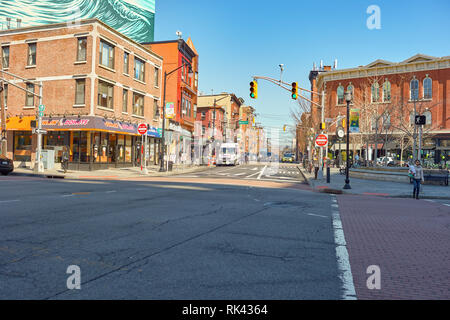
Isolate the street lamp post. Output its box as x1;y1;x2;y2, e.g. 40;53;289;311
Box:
343;91;352;189
159;62;193;172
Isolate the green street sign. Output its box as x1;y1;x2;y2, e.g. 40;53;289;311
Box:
38;111;44;117
38;104;45;112
239;121;249;125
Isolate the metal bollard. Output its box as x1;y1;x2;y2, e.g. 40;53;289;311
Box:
326;166;330;183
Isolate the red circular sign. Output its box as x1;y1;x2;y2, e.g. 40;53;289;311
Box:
315;134;328;146
138;123;147;135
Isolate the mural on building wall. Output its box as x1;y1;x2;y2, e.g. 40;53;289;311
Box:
0;0;155;42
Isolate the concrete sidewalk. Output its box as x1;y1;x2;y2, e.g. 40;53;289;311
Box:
299;166;450;200
11;164;211;180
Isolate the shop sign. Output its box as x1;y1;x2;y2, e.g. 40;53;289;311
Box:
165;102;175;119
349;109;360;133
147;126;162;138
42;116;138;134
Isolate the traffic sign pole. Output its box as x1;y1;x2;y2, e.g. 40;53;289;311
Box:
137;123;148;174
34;84;44;173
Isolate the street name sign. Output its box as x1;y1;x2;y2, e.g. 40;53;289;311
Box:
239;121;249;125
38;104;45;112
315;134;328;147
137;123;148;135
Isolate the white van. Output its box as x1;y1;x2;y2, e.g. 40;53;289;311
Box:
217;143;239;166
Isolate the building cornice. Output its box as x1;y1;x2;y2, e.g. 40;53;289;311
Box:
316;55;450;89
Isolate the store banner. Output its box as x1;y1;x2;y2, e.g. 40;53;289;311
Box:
147;126;162;138
349;109;360;133
165;102;175;119
42;116;138;134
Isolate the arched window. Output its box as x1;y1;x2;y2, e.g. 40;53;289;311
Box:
410;78;419;100
337;85;344;105
371;82;380;103
383;80;391;102
347;84;354;102
423;76;432;99
423;110;432;125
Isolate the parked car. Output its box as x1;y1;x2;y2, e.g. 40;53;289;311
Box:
281;153;294;163
0;155;14;175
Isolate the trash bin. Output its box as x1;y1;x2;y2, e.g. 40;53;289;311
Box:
168;161;173;171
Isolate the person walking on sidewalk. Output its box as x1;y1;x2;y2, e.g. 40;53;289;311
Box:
61;146;69;174
409;159;425;199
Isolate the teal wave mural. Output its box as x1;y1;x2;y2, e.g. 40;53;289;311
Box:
0;0;155;43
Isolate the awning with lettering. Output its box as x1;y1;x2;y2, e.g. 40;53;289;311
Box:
41;116;139;135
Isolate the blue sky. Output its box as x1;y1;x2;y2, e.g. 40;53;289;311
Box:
154;0;450;146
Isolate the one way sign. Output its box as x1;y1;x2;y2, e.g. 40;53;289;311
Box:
415;115;426;125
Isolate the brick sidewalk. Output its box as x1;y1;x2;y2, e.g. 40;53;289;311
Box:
337;195;450;299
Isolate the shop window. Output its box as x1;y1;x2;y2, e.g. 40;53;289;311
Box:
13;131;32;161
125;135;132;162
134;57;145;82
99;40;114;69
27;43;36;66
98;80;114;109
75;79;85;105
25;83;35;106
76;37;87;62
117;135;125;162
133;92;144;116
2;46;9;68
124;52;129;74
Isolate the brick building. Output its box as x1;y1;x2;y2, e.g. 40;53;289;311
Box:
0;19;163;170
143;37;199;164
308;54;450;166
197;93;242;143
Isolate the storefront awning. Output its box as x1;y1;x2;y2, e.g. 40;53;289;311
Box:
42;116;140;135
2;116;36;131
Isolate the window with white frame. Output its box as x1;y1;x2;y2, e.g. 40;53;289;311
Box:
423;76;432;99
337;85;344;104
99;40;114;69
133;92;144;116
134;57;145;82
3;84;7;108
27;43;36;66
410;78;419;100
25;83;35;106
201;111;206;120
371;82;380;103
75;79;85;105
154;67;159;87
383;80;391;102
423;110;432;125
153;99;159;119
98;80;114;109
2;46;9;68
77;37;87;62
122;89;128;113
123;52;129;74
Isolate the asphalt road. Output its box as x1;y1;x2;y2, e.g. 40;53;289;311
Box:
0;164;344;299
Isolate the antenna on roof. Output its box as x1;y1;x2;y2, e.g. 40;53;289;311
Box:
176;30;182;39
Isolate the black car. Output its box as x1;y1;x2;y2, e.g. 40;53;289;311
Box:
0;155;14;175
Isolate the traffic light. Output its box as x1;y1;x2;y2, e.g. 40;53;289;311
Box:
250;81;258;99
319;122;325;130
283;125;287;132
291;82;298;99
342;118;346;128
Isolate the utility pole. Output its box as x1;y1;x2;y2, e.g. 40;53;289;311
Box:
35;82;44;173
318;90;325;179
0;49;6;157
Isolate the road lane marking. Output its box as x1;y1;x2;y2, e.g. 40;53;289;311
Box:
257;165;267;180
0;199;20;203
307;213;327;218
245;171;260;178
61;194;74;198
251;167;258;171
234;172;247;176
444;204;450;207
330;195;357;300
72;192;91;195
105;190;117;193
